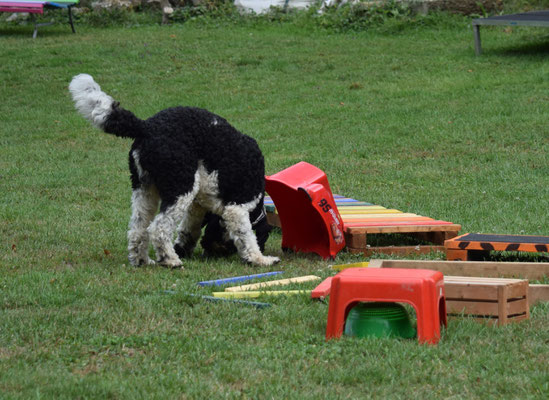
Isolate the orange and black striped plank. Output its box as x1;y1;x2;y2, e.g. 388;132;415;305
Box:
445;233;549;253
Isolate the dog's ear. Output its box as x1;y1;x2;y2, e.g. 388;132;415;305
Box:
112;101;120;109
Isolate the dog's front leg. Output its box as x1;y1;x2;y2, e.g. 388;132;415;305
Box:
222;205;280;267
128;186;159;266
148;194;196;269
147;214;182;269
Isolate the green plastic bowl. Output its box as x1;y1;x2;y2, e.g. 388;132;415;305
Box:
344;302;417;339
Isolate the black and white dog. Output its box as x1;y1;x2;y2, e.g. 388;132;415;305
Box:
69;74;279;268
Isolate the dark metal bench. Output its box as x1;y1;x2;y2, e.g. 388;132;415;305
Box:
473;10;549;55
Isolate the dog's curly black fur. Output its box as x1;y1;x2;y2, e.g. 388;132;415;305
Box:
69;74;279;268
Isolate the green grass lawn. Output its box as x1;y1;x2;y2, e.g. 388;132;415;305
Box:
1;12;548;399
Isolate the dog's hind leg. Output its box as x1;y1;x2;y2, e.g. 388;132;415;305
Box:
221;204;280;267
128;185;159;266
174;202;207;259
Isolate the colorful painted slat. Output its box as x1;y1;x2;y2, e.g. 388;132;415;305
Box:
343;217;435;224
265;194;455;228
264;195;371;205
337;206;387;213
344;220;455;227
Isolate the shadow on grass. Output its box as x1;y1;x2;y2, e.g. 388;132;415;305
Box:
0;25;75;39
488;38;549;58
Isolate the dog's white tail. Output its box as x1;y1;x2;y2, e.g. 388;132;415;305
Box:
69;74;115;130
69;74;146;139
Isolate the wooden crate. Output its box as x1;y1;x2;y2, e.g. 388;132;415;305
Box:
265;195;461;256
445;233;549;261
444;276;530;325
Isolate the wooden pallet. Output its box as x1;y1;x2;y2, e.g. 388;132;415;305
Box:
444;276;529;325
445;233;549;261
265;195;461;256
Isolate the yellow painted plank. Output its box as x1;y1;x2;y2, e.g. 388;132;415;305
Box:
342;213;418;220
212;290;311;299
337;206;387;213
331;261;369;271
339;210;403;215
270;207;386;214
340;209;403;215
225;275;321;292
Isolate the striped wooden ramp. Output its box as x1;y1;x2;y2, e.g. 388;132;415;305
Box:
445;233;549;261
265;195;461;256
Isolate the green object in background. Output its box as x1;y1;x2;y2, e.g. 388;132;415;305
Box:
344;302;417;339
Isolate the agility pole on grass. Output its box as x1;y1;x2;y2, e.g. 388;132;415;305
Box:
197;271;284;287
212;290;311;299
163;291;271;309
224;275;321;292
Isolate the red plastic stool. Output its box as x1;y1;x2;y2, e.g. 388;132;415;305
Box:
265;162;345;259
326;268;447;344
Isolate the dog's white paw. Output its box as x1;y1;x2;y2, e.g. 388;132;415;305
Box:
250;255;280;267
129;255;156;267
158;257;184;270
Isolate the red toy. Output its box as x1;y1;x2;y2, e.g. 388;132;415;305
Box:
265;162;345;259
325;268;447;344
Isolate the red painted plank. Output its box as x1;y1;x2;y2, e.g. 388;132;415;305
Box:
0;7;43;12
0;2;44;13
341;216;435;223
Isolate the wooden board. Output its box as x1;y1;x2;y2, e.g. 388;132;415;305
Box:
368;259;549;279
346;224;461;235
529;284;549;306
347;245;447;257
369;258;549;307
344;216;435;223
